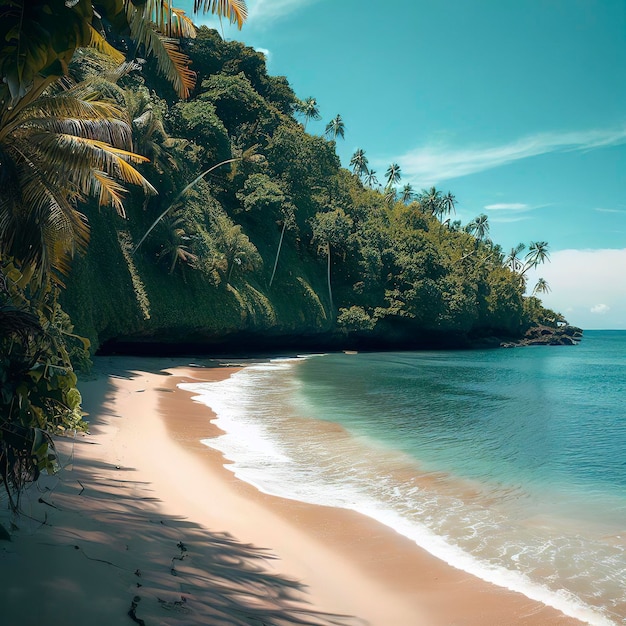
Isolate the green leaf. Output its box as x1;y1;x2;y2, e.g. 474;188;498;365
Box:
66;387;82;411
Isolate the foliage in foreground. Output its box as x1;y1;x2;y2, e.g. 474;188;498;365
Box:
0;258;88;511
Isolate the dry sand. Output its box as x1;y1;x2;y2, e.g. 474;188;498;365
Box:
0;356;584;626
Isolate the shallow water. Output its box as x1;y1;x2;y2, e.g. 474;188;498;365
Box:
180;331;626;626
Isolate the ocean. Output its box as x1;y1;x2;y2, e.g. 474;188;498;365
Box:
179;330;626;625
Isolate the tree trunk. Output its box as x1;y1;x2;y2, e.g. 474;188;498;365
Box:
327;241;334;312
269;221;287;287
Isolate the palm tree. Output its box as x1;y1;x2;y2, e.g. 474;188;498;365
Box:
466;214;490;241
418;186;442;217
505;243;526;273
132;155;244;254
364;169;379;189
384;186;398;206
0;77;155;281
324;114;345;140
401;184;415;204
297;97;321;130
532;278;551;296
523;241;550;273
269;207;296;288
157;215;198;275
442;192;457;218
385;163;402;188
349;149;369;179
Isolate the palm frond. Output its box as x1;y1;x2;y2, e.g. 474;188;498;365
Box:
24;117;132;150
140;1;197;38
194;0;248;28
127;6;196;98
1;72;159;280
171;7;197;38
88;25;126;65
92;170;128;217
113;154;157;195
130;0;196;38
15;89;128;129
13;169;90;276
102;61;143;85
25;132;155;200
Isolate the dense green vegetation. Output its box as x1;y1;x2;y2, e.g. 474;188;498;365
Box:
0;1;560;506
58;27;558;354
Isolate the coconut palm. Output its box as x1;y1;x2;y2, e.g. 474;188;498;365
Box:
418;186;442;217
385;163;402;188
442;192;457;218
157;215;198;275
349;149;369;179
524;241;550;272
297;97;321;130
505;243;526;273
132;156;242;254
324;114;345;140
466;214;490;241
532;278;551;296
364;169;379;189
269;207;296;288
0;78;155;281
384;186;398;206
400;184;415;204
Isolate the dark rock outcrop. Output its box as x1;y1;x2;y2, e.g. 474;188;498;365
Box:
500;325;583;348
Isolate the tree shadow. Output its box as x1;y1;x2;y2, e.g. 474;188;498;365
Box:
1;358;364;626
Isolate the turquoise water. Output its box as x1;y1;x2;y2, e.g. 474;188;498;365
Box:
181;331;626;625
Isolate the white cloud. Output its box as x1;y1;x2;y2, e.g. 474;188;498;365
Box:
594;207;626;214
483;202;549;223
484;203;529;211
254;46;271;60
590;304;610;315
489;215;532;224
391;126;626;186
524;249;626;329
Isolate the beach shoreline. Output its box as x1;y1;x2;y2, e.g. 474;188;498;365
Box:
0;356;583;625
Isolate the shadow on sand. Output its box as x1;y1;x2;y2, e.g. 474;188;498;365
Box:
0;357;362;626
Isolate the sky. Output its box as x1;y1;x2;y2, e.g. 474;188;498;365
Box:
178;0;626;329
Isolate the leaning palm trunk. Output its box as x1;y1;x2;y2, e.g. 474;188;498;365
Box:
132;157;239;254
269;220;287;287
327;241;334;312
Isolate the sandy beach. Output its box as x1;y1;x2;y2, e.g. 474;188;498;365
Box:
0;356;584;626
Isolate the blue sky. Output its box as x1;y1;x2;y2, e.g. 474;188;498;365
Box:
178;0;626;329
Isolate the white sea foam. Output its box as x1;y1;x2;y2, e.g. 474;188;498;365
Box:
179;356;622;626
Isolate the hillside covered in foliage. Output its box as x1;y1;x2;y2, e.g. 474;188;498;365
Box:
59;28;558;354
